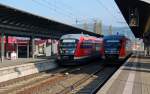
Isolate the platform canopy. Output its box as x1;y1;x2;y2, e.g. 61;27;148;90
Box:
0;4;102;39
115;0;150;40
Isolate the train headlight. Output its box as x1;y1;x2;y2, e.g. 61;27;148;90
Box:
69;50;75;54
105;51;109;53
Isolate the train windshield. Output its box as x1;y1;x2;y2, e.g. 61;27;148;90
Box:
60;39;77;48
104;40;120;48
59;39;78;55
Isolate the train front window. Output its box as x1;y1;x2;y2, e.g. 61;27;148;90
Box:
59;39;78;55
60;40;77;48
104;40;120;49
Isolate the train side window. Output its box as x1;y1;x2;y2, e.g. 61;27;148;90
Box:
80;40;92;49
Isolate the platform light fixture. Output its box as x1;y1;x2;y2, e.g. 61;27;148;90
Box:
129;8;139;27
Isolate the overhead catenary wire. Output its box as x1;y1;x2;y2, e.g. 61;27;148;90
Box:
31;0;77;23
42;0;88;24
95;0;119;22
43;0;74;17
54;0;86;17
32;0;73;18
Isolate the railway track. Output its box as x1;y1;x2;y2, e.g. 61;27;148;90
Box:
0;58;127;94
75;66;119;94
0;67;75;93
0;62;100;94
57;65;107;94
74;56;130;94
58;64;119;94
17;62;104;94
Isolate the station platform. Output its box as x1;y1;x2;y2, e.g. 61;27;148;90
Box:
97;53;150;94
0;55;56;68
0;56;57;83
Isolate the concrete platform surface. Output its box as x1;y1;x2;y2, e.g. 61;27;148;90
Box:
0;55;56;68
97;53;150;94
0;56;57;83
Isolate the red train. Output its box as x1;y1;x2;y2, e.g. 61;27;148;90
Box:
56;34;104;65
103;35;132;60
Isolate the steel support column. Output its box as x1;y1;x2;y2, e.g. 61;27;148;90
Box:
5;35;8;58
16;44;18;58
1;33;5;62
31;37;35;58
27;42;29;58
51;39;53;56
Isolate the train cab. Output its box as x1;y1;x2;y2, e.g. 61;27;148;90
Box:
56;34;103;65
103;35;132;60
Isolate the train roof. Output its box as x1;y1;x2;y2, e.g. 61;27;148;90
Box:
103;35;126;40
60;34;97;40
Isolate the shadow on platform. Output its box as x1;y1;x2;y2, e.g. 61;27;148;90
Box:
123;56;150;73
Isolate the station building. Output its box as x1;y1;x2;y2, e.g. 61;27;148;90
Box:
0;36;58;59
